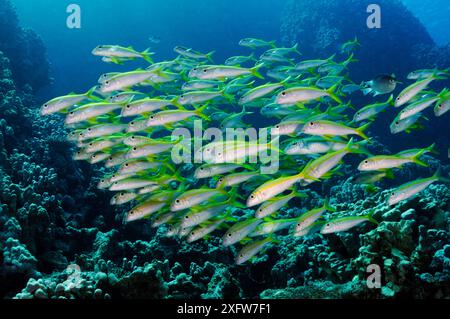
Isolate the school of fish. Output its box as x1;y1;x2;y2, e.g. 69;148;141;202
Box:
41;38;450;265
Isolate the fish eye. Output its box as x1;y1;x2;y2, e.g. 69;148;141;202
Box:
44;104;48;108
309;122;314;126
133;147;137;151
89;143;93;146
395;121;399;125
105;81;110;85
391;192;395;196
176;199;180;203
200;167;204;170
239;254;244;258
250;195;255;198
185;216;189;219
69;112;74;115
120;192;125;196
88;128;92;131
203;69;207;73
131;136;135;139
326;223;330;227
281;92;286;96
228;233;232;237
125;163;129;167
109;157;113;161
438;104;442;108
275;125;280;129
150;116;154;119
126;105;131;109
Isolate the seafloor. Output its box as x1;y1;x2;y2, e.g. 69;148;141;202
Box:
0;0;449;299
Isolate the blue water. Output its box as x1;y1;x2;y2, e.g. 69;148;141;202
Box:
10;0;450;98
8;0;450;158
11;0;285;96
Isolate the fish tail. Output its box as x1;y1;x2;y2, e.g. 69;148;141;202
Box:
410;150;428;167
344;53;358;65
141;48;154;63
356;122;371;140
326;84;343;104
426;143;439;155
386;94;395;106
327;53;336;62
84;86;98;99
366;209;379;225
250;64;265;80
221;89;235;103
195;104;211;121
323;198;336;212
171;97;184;110
292;43;301;55
438;88;450;98
206;50;216;63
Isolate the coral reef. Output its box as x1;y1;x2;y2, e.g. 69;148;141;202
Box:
0;0;51;91
0;0;449;300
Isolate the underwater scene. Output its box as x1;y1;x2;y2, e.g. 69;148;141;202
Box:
0;0;449;304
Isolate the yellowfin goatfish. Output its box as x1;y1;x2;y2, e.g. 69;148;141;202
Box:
294;199;335;235
395;74;443;107
92;45;154;64
174;46;215;62
353;95;394;122
187;219;225;243
235;236;277;265
255;190;304;218
41;87;98;115
390;113;423;134
387;168;449;206
193;65;265;80
276;85;342;104
222;218;263;247
171;188;227;212
407;68;449;80
302;120;370;140
398;94;440;120
122;98;180;117
320;212;378;234
239;38;276;49
99;69;165;93
358;149;427;171
65;103;124;125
